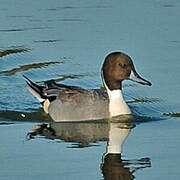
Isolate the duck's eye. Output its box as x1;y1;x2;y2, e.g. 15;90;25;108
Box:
118;63;127;68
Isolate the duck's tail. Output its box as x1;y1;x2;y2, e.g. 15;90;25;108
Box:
23;75;45;103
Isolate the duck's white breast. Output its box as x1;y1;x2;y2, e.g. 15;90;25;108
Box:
108;89;131;117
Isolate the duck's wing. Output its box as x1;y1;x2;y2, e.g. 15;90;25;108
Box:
48;88;109;121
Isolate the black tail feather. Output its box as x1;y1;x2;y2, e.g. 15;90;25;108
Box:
23;75;44;92
23;75;46;102
23;75;58;102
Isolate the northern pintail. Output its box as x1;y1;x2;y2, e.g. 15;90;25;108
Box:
24;51;152;121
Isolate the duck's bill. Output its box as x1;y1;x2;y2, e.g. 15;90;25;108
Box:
128;70;152;86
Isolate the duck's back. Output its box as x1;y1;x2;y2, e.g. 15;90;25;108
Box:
48;89;109;121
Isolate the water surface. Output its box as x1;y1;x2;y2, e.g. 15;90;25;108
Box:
0;0;180;179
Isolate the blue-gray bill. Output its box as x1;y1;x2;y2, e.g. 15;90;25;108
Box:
128;69;152;86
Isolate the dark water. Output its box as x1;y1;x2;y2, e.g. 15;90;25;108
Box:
0;0;180;179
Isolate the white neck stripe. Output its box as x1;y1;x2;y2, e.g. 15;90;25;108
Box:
101;71;131;116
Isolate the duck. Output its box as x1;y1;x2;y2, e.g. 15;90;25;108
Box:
24;51;152;121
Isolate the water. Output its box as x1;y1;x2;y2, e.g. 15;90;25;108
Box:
0;0;180;179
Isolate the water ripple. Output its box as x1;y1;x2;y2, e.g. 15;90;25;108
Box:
34;39;63;43
0;122;14;125
37;73;95;83
163;4;176;8
7;15;33;18
163;112;180;118
127;97;160;104
0;47;29;58
57;18;87;22
0;27;52;33
47;5;111;11
0;61;64;76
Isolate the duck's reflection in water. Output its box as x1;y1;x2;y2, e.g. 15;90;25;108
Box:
27;115;151;179
101;117;151;180
101;154;150;180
